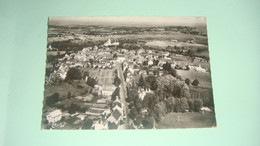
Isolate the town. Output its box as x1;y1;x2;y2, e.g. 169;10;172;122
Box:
42;20;216;129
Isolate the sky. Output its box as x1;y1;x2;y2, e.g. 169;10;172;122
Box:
49;16;206;26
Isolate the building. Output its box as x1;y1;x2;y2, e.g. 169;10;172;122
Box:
46;110;62;123
102;86;117;97
92;119;108;130
107;108;124;126
117;54;126;62
103;39;119;47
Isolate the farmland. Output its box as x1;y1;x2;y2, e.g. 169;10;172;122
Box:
157;112;216;129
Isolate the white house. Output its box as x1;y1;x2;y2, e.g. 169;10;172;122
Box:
117;55;126;62
46;110;62;124
102;86;116;97
148;60;153;66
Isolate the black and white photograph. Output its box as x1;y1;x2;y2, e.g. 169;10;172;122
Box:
41;16;216;130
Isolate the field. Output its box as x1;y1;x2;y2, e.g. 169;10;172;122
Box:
47;51;66;56
44;81;91;98
177;68;212;89
88;68;115;86
157;112;216;129
145;40;207;48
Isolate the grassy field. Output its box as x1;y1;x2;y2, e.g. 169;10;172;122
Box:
157;112;216;129
177;68;212;89
145;40;207;48
88;68;115;86
44;81;91;99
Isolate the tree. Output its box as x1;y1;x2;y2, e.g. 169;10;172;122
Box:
169;68;177;77
65;67;82;81
142;93;158;110
139;74;145;88
89;59;94;66
130;107;138;120
134;114;143;127
192;79;199;86
188;98;194;112
153;59;159;66
111;87;120;101
135;99;143;113
145;75;157;90
150;80;158;91
194;99;203;112
82;118;93;129
86;77;97;88
154;102;167;122
45;93;60;106
166;97;175;113
113;53;117;59
185;78;191;85
172;86;182;98
127;88;139;101
174;98;181;112
180;98;189;112
176;75;182;80
143;61;148;66
113;75;121;86
142;116;154;129
67;92;71;99
162;62;171;71
82;71;89;79
68;103;80;114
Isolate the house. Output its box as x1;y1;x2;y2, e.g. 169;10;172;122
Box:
76;114;86;121
107;108;124;126
148;60;153;66
104;39;119;47
92;119;108;130
194;64;207;72
137;48;145;55
93;46;98;51
117;54;126;62
46;110;62;124
102;86;116;97
112;105;124;115
113;97;122;107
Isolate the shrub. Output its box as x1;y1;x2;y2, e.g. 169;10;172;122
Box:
192;79;199;86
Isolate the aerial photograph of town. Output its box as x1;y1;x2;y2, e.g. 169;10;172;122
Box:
41;16;216;130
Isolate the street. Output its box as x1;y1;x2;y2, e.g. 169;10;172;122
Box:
116;63;129;128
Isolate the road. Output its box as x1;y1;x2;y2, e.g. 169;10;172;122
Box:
116;63;129;128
